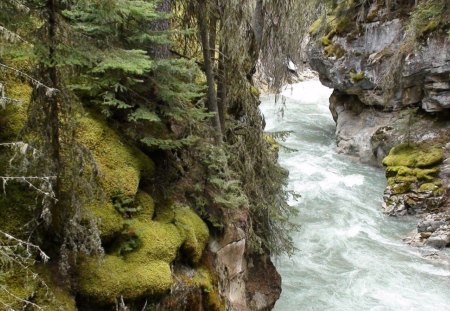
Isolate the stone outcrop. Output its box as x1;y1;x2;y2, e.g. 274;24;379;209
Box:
307;0;450;250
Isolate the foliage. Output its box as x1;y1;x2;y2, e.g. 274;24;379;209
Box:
112;193;142;218
0;0;317;307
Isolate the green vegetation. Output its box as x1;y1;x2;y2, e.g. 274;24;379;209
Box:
382;144;443;168
0;0;314;308
383;143;444;194
350;71;365;82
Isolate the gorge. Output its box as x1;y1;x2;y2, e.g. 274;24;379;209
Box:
0;0;449;310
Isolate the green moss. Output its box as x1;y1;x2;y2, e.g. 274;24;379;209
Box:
386;166;438;181
174;207;210;264
192;268;225;311
0;80;31;141
250;86;260;97
154;204;209;264
78;256;172;304
78;204;209;303
308;16;324;35
419;182;439;192
320;35;332;46
335;16;351;34
78;217;184;303
324;44;345;58
350;71;365;82
76;114;155;238
134;190;155;221
127;220;184;263
89;201;124;237
391;182;411;194
0;184;37;238
264;134;279;152
77;114;154;197
0;265;76;311
384;143;444;195
382;144;443;168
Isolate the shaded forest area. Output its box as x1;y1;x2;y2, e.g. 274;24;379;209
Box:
0;0;321;310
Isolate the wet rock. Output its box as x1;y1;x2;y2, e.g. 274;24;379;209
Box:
426;226;450;248
307;2;450;256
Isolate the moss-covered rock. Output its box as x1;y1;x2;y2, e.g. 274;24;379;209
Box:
350;71;365;82
174;207;210;264
78;219;183;303
383;143;446;211
77;114;154;197
127;220;185;263
419;182;439;192
134;190;155;221
382;143;443;168
78;256;172;303
78;205;209;304
76;114;155;238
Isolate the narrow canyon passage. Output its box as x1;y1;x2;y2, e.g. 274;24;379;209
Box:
260;81;450;311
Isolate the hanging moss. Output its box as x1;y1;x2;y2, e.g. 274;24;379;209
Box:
0;265;77;311
0;80;31;140
0;184;37;238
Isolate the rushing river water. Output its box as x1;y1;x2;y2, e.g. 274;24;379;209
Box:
260;81;450;311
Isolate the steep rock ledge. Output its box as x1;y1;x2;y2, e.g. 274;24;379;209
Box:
307;0;450;251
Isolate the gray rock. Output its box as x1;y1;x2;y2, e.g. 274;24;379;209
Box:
426;226;450;249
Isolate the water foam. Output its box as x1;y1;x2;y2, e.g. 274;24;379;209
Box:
260;80;450;311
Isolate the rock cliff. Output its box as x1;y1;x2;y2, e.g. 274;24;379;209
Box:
308;0;450;251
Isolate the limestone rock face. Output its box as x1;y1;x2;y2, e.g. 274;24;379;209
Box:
209;209;281;311
307;1;450;251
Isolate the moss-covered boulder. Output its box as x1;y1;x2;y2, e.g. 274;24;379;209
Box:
77;115;154;197
382;143;443;168
382;143;446;215
174;207;210;264
78;256;173;303
78;206;209;304
383;143;443;186
76;114;155;238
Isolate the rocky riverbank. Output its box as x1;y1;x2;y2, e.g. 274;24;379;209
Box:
307;0;450;252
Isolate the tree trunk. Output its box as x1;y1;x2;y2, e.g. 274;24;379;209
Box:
148;0;172;59
197;1;222;142
46;0;61;194
217;37;226;134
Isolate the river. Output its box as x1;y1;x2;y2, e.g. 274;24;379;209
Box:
260;81;450;311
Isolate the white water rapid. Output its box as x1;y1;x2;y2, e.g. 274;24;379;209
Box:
260;81;450;311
